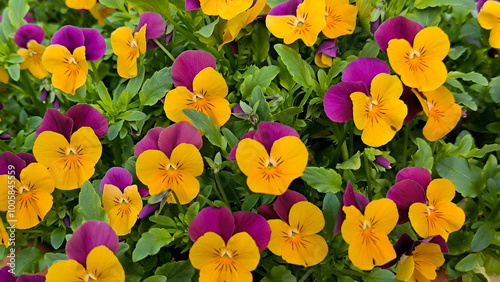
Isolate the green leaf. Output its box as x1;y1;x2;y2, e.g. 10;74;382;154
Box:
250;86;272;121
196;18;219;37
302;167;342;193
8;55;24;64
7;64;20;81
466;144;500;158
139;67;172;106
470;223;495;252
118;110;147;121
358;40;379;58
356;0;372;33
125;0;170;18
78;181;107;222
448;71;488;86
185;201;200;225
411;138;433;171
455;253;480;272
251;21;270;63
449;46;468;60
38;253;67;271
183;109;226;150
406;7;442;26
241;194;261;211
50;227;66;249
436;157;481;197
155;261;195;281
274;44;314;87
97;81;113;112
8;0;29;28
143;276;167;282
14;247;43;276
240;65;280;100
107;120;124;141
414;0;476;9
364;268;398;282
336;151;361;170
132;228;174;262
126;65;145;97
100;0;125;11
261;265;296;282
447;230;473;255
322;192;340;235
489;76;500;103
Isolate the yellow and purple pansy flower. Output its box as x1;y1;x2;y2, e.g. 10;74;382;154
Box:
314;39;337;68
478;0;500;49
322;0;358;39
111;24;147;79
333;180;370;234
15;24;47;79
136;12;166;50
188;206;271;281
221;0;267;48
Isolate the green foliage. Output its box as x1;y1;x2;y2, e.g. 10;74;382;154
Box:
132;228;174;262
302;167;343;194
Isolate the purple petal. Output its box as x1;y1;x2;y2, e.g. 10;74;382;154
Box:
342;58;390;87
14;24;45;48
134;127;163;157
51;25;85;53
35;109;73;141
253;122;300;153
53;96;60;109
371;17;381;34
100;167;133;192
16;152;36;166
0;102;3;111
171;50;216;91
138;186;149;197
316;40;337;57
17;275;46;282
136;12;165;40
146;39;159;50
423;235;449;254
185;0;201;11
66;220;120;267
138;203;160;219
274;190;307;224
188;206;235;243
268;0;302;16
233;212;271;252
165;31;173;45
81;28;106;61
64;215;71;227
0;134;11;140
324;81;367;123
396;167;432;190
401;86;423;125
0;266;16;282
257;203;280;220
334;181;369;234
158;121;203;158
374;16;424;53
386;179;426;224
381;233;415;268
227;130;256;161
375;155;391;169
65;104;108;138
478;0;487;11
24;12;34;23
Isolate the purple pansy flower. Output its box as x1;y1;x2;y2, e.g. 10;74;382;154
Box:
66;220;120;267
386;167;432;224
189;206;271;252
134;121;203;158
374;16;424;53
333;181;370;234
171;50;216;92
51;25;106;61
100;167;149;196
316;40;338;59
0;266;45;282
36;104;108;141
257;189;307;224
0;152;36;179
227;122;300;161
14;24;45;49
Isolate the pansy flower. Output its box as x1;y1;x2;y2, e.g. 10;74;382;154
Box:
111;25;147;79
0;220;9;248
0;162;54;229
136;12;166;50
220;0;266;48
233;122;308;195
322;0;358;39
199;0;253;20
101;168;144;236
89;4;115;25
266;0;327;47
33;105;107;190
15;24;47;79
314;39;337;68
341;198;398;270
42;26;105;95
478;1;500;49
164;50;231;127
188;206;271;281
65;0;97;10
333;181;369;234
0;266;45;282
414;86;462;142
135;122;204;204
351;73;408;147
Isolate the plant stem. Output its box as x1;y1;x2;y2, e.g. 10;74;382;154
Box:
214;172;231;211
171;190;186;214
90;61;101;85
298;267;315;282
363;152;373;199
197;194;216;207
152;38;176;62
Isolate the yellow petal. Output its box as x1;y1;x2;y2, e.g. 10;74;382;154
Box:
103;184;123;213
16;190;53;229
295;0;327;46
199;259;253;282
314;53;333;68
193;68;228;99
164;86;193;123
266;15;299;42
323;3;358;39
281;233;328;266
136;150;170;188
370;73;404;103
341;205;364;245
289;201;325;234
33;131;69;168
236;138;270;183
426;179;455;206
46;259;87;282
189;231;226;269
0;220;10;248
201;0;253;20
111;27;134;56
26;40;48;79
413;27;450;61
86;246;125;281
170;143;204;177
267;219;291;256
0;67;9;84
478;1;500;30
135;24;147;55
432;202;465;238
221;0;266;47
104;184;142;236
162;171;200;204
395;255;415;282
413;242;445;270
351;91;371;130
111;27;140;79
226;232;260;271
348;228;396;270
124;184;144;213
117;51;139;79
19;48;31;70
200;97;231;127
269;136;308;183
42;45;88;95
65;0;96;10
0;175;19;211
409;202;432;239
364;198;398;234
71;127;102;164
489;23;500;49
20;163;55;193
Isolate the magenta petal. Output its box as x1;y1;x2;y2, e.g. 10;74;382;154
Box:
316;39;337;57
387;179;426;224
16;152;36;166
396;167;432;190
171;50;216;91
324;81;367;123
0;266;16;282
381;233;414;268
334;181;369;234
185;0;201;11
227;130;256;161
342;58;390;87
253;122;300;153
137;12;165;39
0;152;26;179
138;203;160;219
478;0;487;11
66;221;119;267
138;186;149;197
51;25;85;53
165;31;173;45
17;275;46;282
423;235;449;254
274;190;307;224
233;212;271;252
374;16;424;53
188;206;235;243
24;12;34;23
257;203;280;220
36;109;74;141
158;121;203;158
65;104;108;138
401;86;423;125
14;24;45;48
268;0;302;16
100;167;133;192
134;127;163;157
81;28;106;61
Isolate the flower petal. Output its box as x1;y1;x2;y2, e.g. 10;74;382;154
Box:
324;81;367;123
137;12;165;39
227;130;256;161
172;50;216;91
189;206;235;243
136;150;170;189
36;108;73;141
0;151;27;179
323;2;358;39
289;201;325;234
387;179;426;224
478;1;500;30
364;198;398;234
46;259;87;281
396;167;432;190
426;179;455;206
374;16;424;53
33;131;70;168
86;246;125;281
348;229;396;270
42;45;88;95
342;57;390;87
227;232;260;270
51;25;85;53
274;190;307;223
100;167;133;192
158;121;203;158
334;181;369;234
163;86;193;123
253;122;300;153
341;205;364;245
233;211;271;252
267;219;291;256
65;104;108;138
395;254;415;281
268;0;302;16
14;24;45;49
281;233;328;266
81;28;106;61
189;231;226;268
134;127;163;157
186;0;201;11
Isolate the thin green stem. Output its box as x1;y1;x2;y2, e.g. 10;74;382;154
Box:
215;172;231;211
363;153;373;199
197;194;215;207
152;38;176;62
89;61;101;85
170;190;186;214
298;267;315;282
0;141;13;152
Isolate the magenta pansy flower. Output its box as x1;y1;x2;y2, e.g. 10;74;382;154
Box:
333;181;370;234
14;24;45;49
170;50;216;92
0;151;36;179
374;16;424;53
100;167;149;197
51;25;106;61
